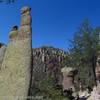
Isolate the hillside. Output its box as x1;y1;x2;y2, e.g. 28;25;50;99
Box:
31;46;69;98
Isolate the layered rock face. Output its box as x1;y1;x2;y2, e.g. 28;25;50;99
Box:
0;6;32;100
31;47;68;95
32;47;67;87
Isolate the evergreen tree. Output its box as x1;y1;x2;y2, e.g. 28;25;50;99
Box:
69;20;100;89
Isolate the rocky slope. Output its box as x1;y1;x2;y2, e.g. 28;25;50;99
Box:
33;46;68;76
32;46;68;90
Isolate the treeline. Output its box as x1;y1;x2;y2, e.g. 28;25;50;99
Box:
68;20;100;89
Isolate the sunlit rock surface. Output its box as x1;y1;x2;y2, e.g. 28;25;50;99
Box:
0;6;32;100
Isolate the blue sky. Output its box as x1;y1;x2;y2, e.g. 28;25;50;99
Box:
0;0;100;51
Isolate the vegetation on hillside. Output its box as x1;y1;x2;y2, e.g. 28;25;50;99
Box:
28;20;100;100
32;76;69;100
69;20;100;89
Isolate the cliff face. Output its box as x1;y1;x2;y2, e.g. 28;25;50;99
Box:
32;47;68;89
0;6;32;100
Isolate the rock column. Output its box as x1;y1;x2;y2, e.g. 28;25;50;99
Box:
0;6;32;100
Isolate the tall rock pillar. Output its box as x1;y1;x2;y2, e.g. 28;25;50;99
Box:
0;6;32;100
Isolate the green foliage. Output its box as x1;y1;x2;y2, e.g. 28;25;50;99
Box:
32;76;69;100
69;20;100;89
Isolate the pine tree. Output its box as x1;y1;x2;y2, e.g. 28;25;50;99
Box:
69;20;100;89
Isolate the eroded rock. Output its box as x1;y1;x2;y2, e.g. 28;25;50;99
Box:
61;67;77;92
0;6;32;100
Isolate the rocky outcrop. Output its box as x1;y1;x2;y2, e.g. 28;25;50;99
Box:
61;67;77;92
30;47;68;96
0;6;32;100
0;43;6;68
33;47;67;75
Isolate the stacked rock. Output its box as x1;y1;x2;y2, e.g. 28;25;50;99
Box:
19;7;32;39
0;6;32;100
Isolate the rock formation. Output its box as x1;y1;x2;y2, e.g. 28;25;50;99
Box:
0;6;32;100
30;47;69;97
61;67;77;92
0;43;6;68
32;47;68;87
87;86;100;100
